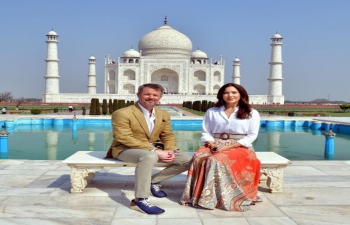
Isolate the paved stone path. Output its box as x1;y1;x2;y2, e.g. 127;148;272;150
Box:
0;159;350;224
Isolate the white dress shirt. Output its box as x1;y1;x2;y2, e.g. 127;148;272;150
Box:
201;106;260;147
138;102;156;135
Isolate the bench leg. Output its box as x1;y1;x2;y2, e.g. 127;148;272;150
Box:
69;166;103;193
261;166;286;192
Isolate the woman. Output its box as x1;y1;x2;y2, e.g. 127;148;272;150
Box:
180;83;261;211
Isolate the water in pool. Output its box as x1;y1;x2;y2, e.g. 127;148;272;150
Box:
2;125;350;160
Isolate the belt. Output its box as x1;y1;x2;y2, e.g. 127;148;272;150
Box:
212;133;246;140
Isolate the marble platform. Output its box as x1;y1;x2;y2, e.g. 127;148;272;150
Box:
0;159;350;225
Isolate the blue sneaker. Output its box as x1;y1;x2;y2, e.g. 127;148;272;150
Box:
150;183;167;198
130;198;165;214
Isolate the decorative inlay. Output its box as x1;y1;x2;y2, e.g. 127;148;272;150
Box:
150;65;180;73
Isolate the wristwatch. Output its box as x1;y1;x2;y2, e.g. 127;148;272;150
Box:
173;149;180;155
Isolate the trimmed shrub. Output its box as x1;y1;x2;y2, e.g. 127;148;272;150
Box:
113;99;118;112
82;107;86;115
53;107;58;113
102;99;108;115
209;101;215;109
201;100;208;112
31;109;42;115
187;101;193;109
287;111;295;117
108;99;113;114
89;98;96;115
118;99;125;109
95;99;101;115
193;101;201;111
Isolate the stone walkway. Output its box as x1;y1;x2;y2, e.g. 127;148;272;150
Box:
0;159;350;224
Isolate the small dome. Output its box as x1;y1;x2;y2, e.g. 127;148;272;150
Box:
89;56;96;60
47;30;58;36
122;48;141;58
233;57;240;62
272;33;282;38
191;49;208;58
138;24;192;56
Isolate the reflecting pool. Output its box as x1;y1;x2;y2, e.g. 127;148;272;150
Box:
2;124;350;160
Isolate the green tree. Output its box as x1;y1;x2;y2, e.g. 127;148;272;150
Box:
340;104;350;112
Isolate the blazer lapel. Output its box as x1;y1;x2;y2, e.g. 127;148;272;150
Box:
150;107;162;139
132;104;150;137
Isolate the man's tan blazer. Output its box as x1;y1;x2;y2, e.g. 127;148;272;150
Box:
106;103;179;158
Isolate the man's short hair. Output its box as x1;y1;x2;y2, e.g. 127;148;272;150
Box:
138;83;164;95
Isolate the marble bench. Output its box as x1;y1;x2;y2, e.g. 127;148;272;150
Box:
62;151;291;194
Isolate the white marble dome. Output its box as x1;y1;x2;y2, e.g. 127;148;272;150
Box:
89;56;96;60
191;49;208;58
233;57;240;62
122;48;141;58
272;33;282;38
47;30;58;36
138;24;192;56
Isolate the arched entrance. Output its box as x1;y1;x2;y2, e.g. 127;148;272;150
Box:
151;68;179;94
123;84;135;94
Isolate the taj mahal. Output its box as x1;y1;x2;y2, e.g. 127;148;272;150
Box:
42;18;284;104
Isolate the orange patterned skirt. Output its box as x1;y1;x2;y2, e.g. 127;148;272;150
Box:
180;144;261;211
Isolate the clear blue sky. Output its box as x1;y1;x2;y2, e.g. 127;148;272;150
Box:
1;0;349;101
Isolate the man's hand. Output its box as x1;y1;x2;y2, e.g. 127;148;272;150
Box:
154;149;175;162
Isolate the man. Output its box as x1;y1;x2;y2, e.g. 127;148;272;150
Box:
1;107;6;114
106;83;192;214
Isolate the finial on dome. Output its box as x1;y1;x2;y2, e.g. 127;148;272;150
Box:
164;16;167;25
197;47;199;50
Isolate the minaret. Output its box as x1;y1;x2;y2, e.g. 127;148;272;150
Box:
46;130;58;160
44;29;60;94
267;33;284;104
232;57;241;84
87;56;97;94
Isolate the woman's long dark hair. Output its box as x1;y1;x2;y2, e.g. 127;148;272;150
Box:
214;83;252;119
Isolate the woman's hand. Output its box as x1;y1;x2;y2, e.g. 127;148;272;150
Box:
205;141;216;149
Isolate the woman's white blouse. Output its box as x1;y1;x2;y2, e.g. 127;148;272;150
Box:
201;106;260;147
